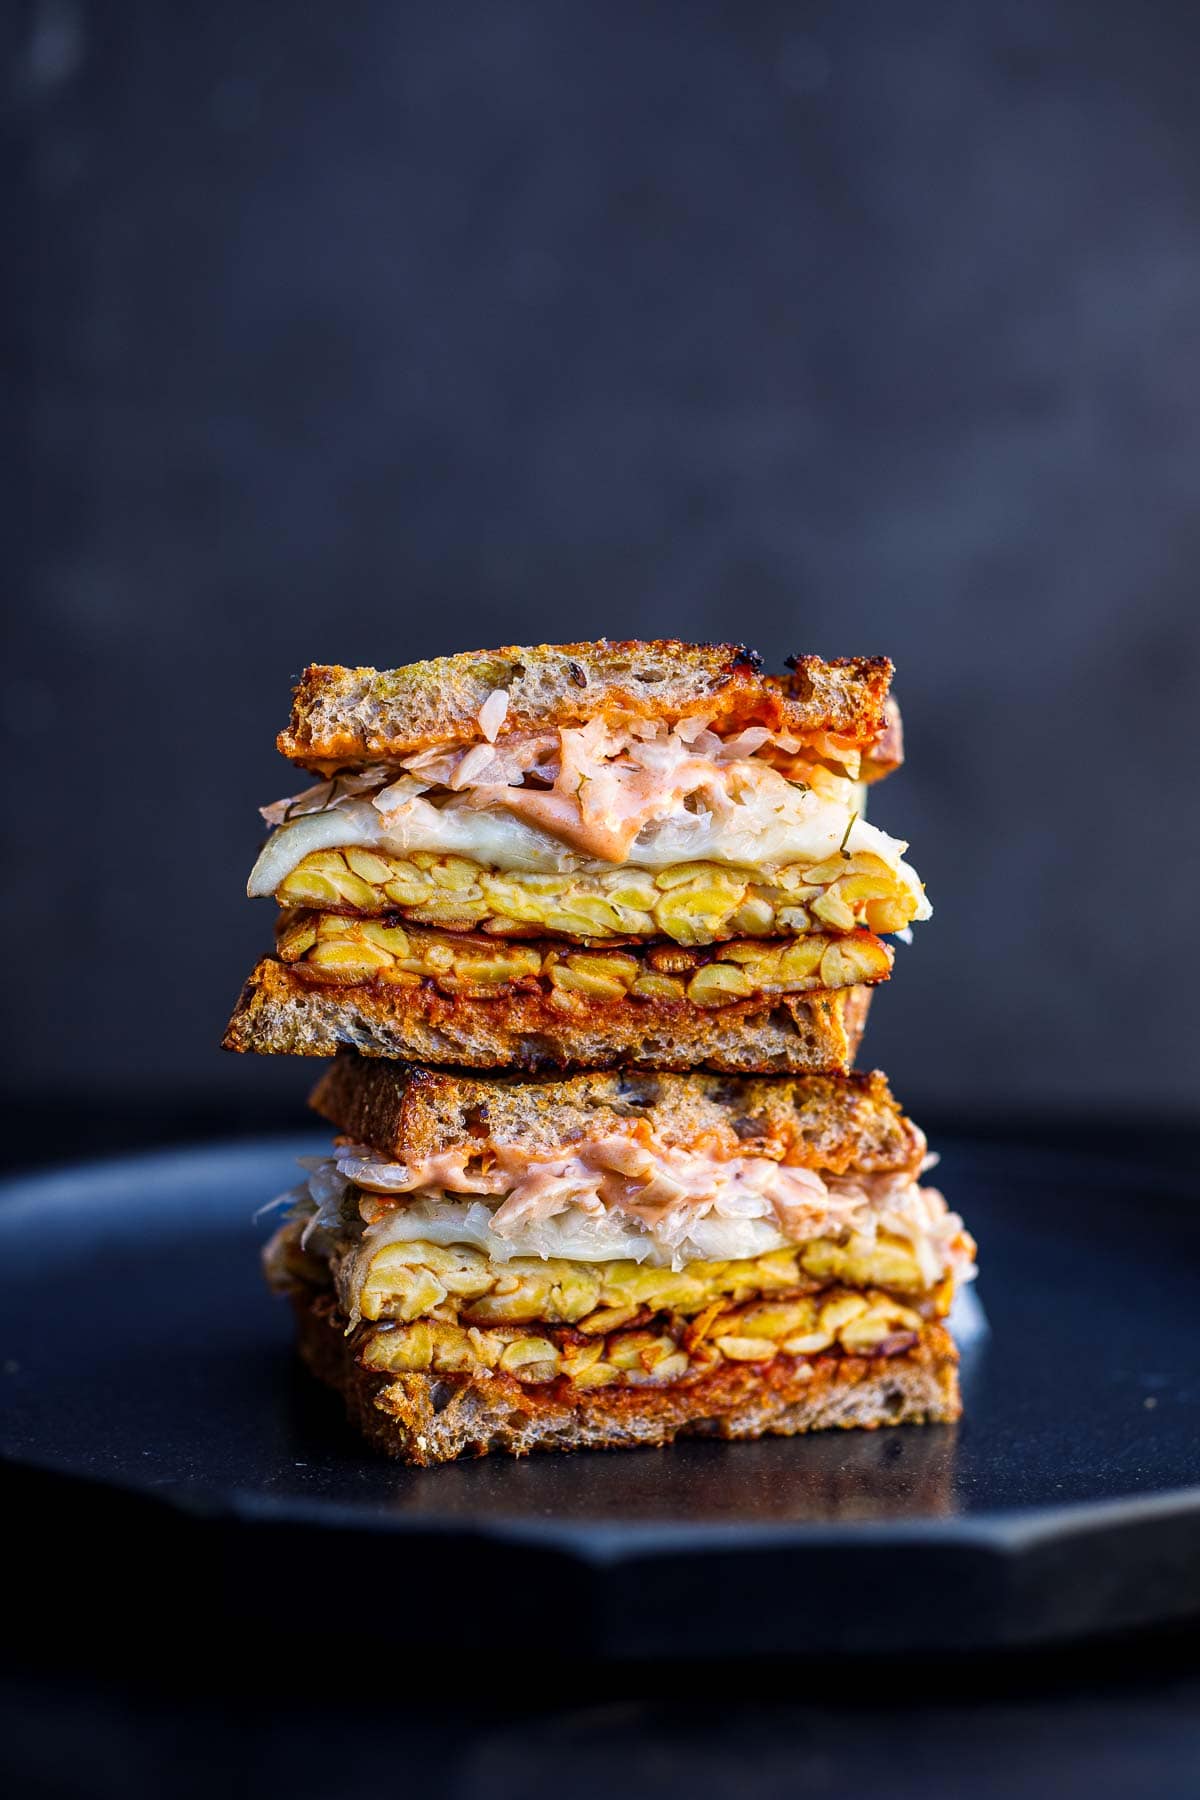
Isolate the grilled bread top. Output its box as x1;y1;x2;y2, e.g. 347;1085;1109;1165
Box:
277;641;895;771
308;1052;923;1176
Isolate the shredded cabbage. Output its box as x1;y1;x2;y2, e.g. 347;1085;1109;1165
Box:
249;716;929;897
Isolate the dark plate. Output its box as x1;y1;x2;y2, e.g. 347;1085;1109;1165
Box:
1;1136;1198;1659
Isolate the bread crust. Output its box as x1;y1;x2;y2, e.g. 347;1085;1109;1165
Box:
308;1054;923;1175
277;642;894;769
223;957;873;1074
864;696;904;783
293;1289;959;1464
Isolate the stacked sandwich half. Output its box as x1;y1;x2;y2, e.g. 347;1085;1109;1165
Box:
226;641;975;1462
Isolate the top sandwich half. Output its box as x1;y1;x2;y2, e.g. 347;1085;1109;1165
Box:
248;641;928;950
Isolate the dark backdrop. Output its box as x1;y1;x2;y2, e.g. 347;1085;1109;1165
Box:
7;0;1200;1122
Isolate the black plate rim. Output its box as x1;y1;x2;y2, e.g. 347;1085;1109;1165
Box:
6;1433;1200;1562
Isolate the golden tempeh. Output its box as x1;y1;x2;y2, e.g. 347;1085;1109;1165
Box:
277;913;894;1001
355;1285;929;1386
341;1236;948;1327
275;847;919;944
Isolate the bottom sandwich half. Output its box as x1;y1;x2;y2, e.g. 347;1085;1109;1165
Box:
290;1286;959;1462
265;1055;975;1464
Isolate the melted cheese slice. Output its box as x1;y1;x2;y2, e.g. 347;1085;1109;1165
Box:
248;787;929;914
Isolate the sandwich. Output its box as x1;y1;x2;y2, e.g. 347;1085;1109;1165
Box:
225;641;927;1073
265;1053;974;1463
230;637;973;1464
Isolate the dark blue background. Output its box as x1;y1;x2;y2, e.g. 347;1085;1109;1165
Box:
8;0;1200;1118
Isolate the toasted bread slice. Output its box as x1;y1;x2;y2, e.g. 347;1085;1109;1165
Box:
223;956;873;1073
309;1054;923;1175
292;1288;959;1463
277;642;894;771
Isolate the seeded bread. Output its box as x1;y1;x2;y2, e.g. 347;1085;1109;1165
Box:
223;957;873;1074
309;1054;923;1174
277;642;894;770
293;1289;959;1464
